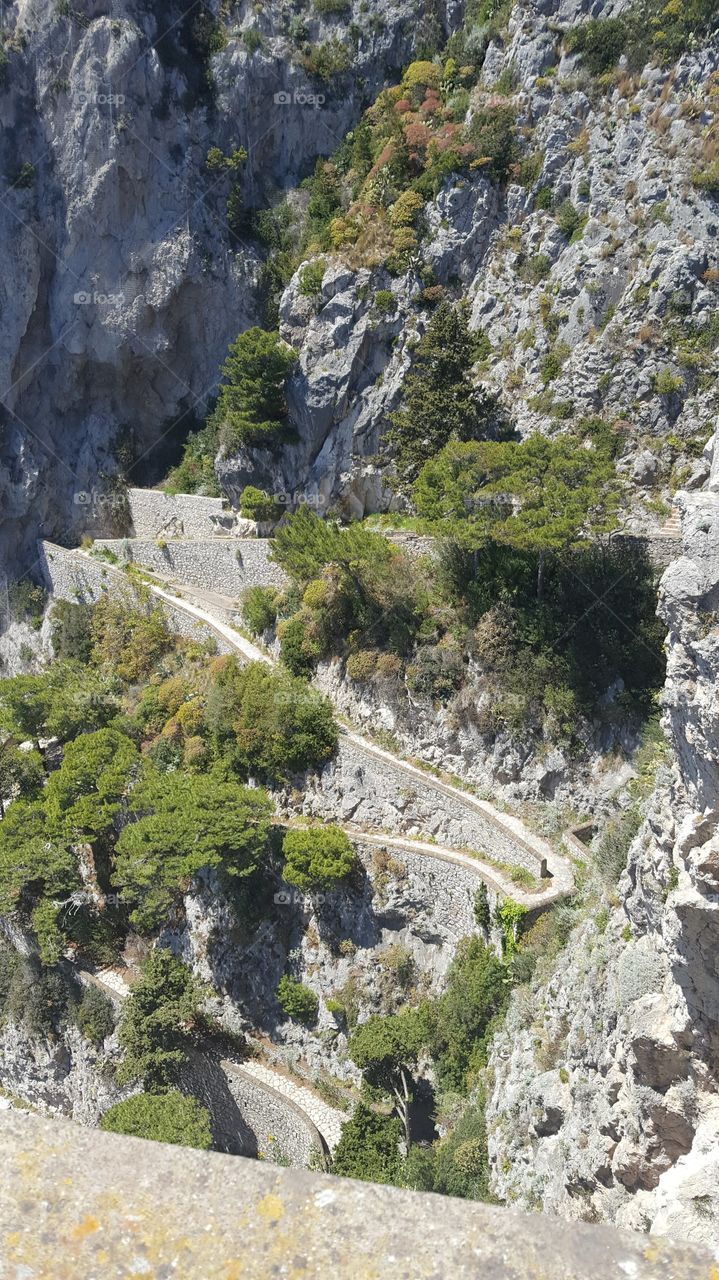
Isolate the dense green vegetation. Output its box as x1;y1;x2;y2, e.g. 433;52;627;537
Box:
245;416;663;747
0;594;338;964
0;945;115;1043
100;1091;213;1150
208;327;298;452
117;949;206;1089
565;0;717;73
164;327;297;492
332;932;509;1191
276;974;319;1025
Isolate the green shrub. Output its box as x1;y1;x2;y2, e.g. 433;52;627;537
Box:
473;883;490;933
13;162;35;189
555;200;586;241
539;349;563;385
241;585;278;635
100;1091;212;1150
49;600;93;662
429;1100;490;1200
204;658;338;782
117;950;206;1089
282;825;356;891
516;151;543;187
373;289;395;314
422;936;507;1091
276;975;319;1024
298;260;326;297
533;185;552;210
314;0;350;12
692;163;719;194
8;580;46;629
278;612;319;677
594;807;642;884
0;950;71;1037
654;368;684;396
467;105;517;184
332;1103;403;1184
209;328;298;452
75;983;116;1045
346;649;378;681
299;38;351;80
518;253;550;285
243;28;263;54
113;769;273;933
564;17;628;76
238;485;279;521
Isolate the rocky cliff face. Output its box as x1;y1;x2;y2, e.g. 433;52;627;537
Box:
164;835;487;1082
227;2;719;520
484;441;719;1253
0;0;460;570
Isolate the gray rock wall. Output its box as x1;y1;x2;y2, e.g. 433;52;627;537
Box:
485;444;719;1254
0;1020;128;1124
302;736;550;877
221;1065;324;1166
177;1052;323;1167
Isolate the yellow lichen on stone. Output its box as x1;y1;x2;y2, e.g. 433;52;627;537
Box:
255;1193;284;1224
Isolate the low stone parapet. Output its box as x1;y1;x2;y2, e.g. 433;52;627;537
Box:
1;1111;713;1279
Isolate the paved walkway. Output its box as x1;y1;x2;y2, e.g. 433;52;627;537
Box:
224;1059;345;1152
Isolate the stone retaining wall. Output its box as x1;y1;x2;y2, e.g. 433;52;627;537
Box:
37;543;235;655
127;488;228;539
353;836;490;938
386;529;680;571
221;1063;324;1165
93;537;288;594
612;532;682;571
302;736;548;878
9;1111;714;1280
179;1053;323;1167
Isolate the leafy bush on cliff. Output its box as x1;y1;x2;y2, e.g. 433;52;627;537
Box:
117;949;206;1089
281;825;356;891
276;975;319;1025
383;301;508;492
209;327;298;452
100;1091;213;1150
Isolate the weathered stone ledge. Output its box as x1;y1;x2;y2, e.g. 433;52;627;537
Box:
1;1111;715;1279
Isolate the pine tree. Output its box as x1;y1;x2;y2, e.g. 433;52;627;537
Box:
414;434;621;598
211;327;298;452
384;302;506;493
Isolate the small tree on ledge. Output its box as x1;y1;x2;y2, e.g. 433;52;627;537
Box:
210;327;298;452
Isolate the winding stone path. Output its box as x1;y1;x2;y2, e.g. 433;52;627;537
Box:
139;568;573;904
41;535;579;1163
50;544;574;906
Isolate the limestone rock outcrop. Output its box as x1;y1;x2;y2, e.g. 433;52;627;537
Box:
485;434;719;1254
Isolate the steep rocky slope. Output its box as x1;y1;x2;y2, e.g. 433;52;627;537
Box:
485;441;719;1252
0;0;459;567
225;3;718;520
